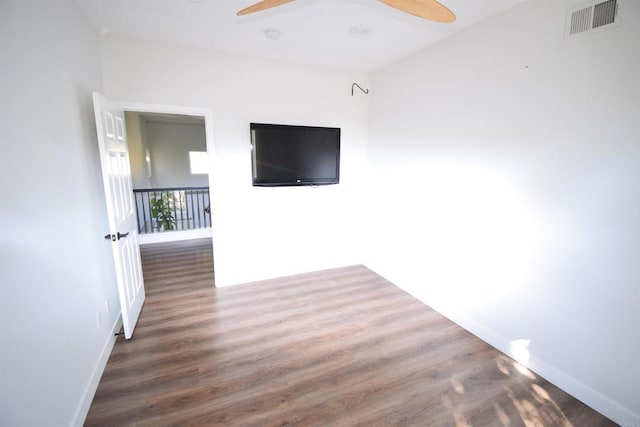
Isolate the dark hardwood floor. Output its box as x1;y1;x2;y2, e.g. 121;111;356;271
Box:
86;239;613;426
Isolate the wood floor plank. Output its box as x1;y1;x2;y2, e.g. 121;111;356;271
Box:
85;238;614;426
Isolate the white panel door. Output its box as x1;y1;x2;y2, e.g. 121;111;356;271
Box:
93;92;145;339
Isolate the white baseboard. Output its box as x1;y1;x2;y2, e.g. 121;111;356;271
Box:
438;309;640;427
362;264;638;426
139;228;212;245
70;314;122;427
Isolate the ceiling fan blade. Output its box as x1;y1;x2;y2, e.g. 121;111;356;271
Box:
379;0;456;23
237;0;297;16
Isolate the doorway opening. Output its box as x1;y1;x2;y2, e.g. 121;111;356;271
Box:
124;111;211;245
121;102;216;287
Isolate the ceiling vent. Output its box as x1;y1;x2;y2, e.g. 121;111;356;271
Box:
567;0;620;37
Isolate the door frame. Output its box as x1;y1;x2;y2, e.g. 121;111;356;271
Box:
121;101;217;285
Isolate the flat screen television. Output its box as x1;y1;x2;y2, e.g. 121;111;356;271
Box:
250;123;340;187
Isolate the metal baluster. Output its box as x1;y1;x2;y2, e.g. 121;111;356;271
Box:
145;191;150;233
188;190;192;229
184;190;190;230
134;192;141;232
177;190;182;230
172;191;178;231
196;189;201;229
205;191;210;227
155;191;160;232
141;192;145;233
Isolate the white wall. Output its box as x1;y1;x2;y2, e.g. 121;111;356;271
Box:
125;111;151;189
145;121;208;188
0;1;120;426
100;37;370;286
366;0;640;424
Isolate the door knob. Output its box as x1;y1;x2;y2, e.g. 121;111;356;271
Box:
104;232;129;241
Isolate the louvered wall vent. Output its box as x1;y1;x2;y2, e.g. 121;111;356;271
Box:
567;0;620;36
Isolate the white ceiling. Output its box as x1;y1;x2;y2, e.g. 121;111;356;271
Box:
76;0;526;72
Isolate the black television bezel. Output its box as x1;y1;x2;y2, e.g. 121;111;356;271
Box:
250;122;341;187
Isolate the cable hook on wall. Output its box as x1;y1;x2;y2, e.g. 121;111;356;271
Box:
351;82;369;97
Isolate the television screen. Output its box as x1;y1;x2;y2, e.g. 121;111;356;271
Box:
250;123;340;187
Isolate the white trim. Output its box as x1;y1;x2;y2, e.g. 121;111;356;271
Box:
71;315;123;427
139;228;212;245
435;308;640;426
368;263;639;425
525;353;640;426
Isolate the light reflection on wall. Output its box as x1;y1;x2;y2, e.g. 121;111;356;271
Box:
374;158;542;313
510;339;532;368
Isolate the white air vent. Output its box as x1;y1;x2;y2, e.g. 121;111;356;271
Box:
570;6;593;34
567;0;620;37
